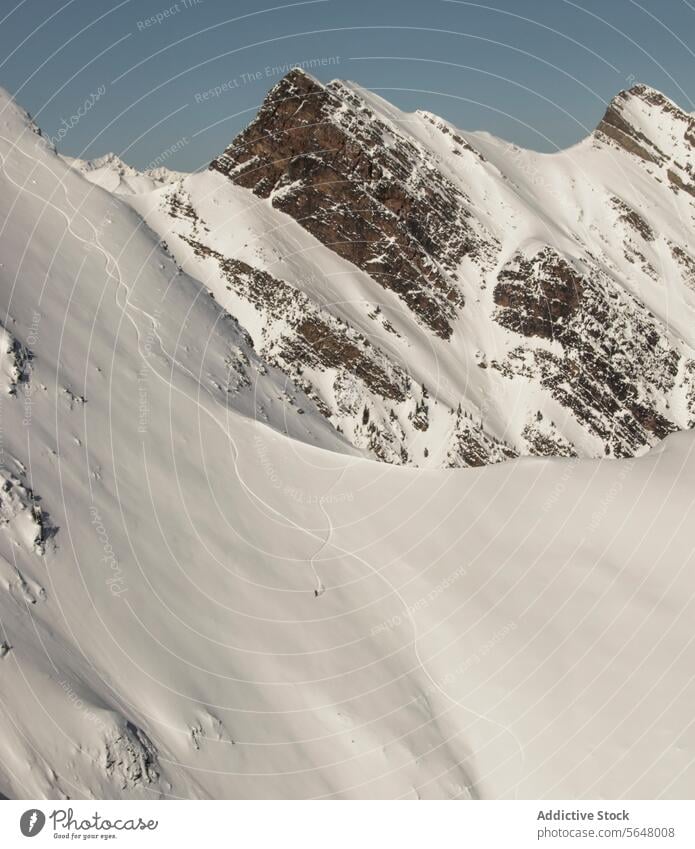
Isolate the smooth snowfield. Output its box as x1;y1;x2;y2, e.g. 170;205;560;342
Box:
0;88;694;800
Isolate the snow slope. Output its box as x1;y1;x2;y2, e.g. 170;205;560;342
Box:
65;152;184;196
1;86;695;799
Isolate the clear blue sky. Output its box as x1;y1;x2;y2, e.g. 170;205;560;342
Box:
1;0;693;171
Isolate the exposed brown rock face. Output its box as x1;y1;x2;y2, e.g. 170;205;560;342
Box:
670;243;695;290
596;85;695;201
522;418;577;458
494;249;584;340
611;197;655;242
493;247;683;456
446;414;518;467
596;87;667;164
181;236;408;404
165;188;198;224
667;168;695;198
210;69;498;339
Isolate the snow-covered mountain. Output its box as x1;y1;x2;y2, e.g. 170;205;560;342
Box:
73;70;695;468
64;152;184;196
1;77;695;800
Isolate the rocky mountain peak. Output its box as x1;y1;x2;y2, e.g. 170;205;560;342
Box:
595;83;695;171
210;70;504;340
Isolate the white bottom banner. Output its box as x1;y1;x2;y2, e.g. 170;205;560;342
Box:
1;800;693;848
